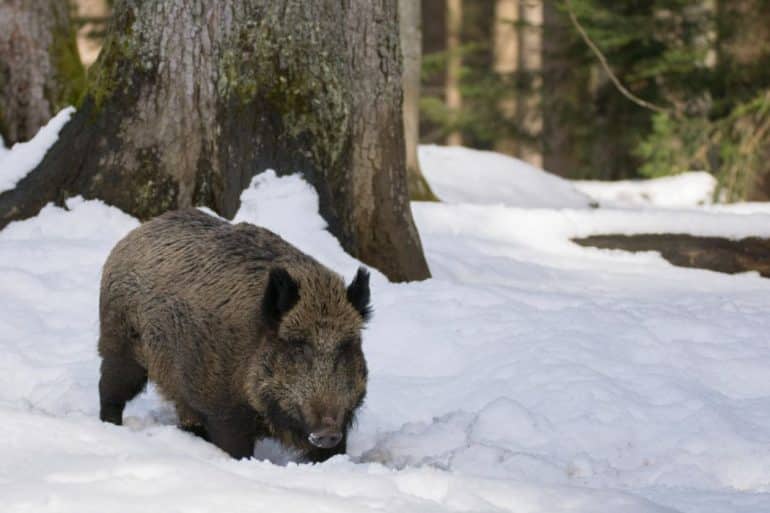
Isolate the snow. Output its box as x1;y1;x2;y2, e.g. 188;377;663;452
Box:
3;140;770;512
0;106;75;194
704;202;770;215
417;144;715;209
574;172;717;208
419;144;594;208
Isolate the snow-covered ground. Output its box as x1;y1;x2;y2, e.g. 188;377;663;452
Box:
2;133;770;512
419;145;594;208
418;144;716;209
574;172;717;208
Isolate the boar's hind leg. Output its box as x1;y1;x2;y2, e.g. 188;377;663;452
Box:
99;351;147;425
204;408;258;459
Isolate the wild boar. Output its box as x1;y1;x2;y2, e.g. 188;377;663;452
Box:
98;209;371;461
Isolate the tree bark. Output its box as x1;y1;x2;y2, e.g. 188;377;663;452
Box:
399;0;437;201
0;0;430;282
0;0;85;145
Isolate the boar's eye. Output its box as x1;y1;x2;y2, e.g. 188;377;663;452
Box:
334;338;358;369
288;339;313;362
337;338;358;356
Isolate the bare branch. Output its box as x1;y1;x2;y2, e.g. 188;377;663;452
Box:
564;0;671;114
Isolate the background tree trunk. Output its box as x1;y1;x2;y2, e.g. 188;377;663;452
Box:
493;0;519;155
0;0;430;282
419;0;446;143
399;0;437;201
492;0;542;166
514;0;542;168
445;0;463;146
541;0;588;177
0;0;85;145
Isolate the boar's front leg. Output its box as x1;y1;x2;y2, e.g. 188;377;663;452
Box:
204;407;258;459
99;351;148;425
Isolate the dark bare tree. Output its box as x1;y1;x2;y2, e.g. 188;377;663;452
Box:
0;0;430;282
0;0;85;145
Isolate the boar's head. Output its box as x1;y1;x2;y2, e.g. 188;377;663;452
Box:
249;265;371;452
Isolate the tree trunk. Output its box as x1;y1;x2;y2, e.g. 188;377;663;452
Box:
493;0;542;167
0;0;430;282
399;0;437;201
514;0;542;167
0;0;85;145
445;0;463;146
541;0;588;177
493;0;519;155
420;0;446;144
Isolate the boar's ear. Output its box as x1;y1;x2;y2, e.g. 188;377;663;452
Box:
347;267;372;321
263;267;300;327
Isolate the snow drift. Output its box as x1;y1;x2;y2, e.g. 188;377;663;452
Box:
574;172;717;208
419;144;593;208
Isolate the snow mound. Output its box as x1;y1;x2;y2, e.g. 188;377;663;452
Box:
418;145;593;208
574;172;717;208
0;106;75;193
233;170;361;275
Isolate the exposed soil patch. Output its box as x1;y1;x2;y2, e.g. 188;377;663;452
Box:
574;233;770;278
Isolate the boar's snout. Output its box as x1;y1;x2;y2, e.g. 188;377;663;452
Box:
308;415;343;448
308;429;343;448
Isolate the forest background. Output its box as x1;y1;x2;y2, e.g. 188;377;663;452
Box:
423;0;770;202
4;0;770;203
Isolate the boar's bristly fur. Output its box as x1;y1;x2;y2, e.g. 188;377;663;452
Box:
98;209;370;461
